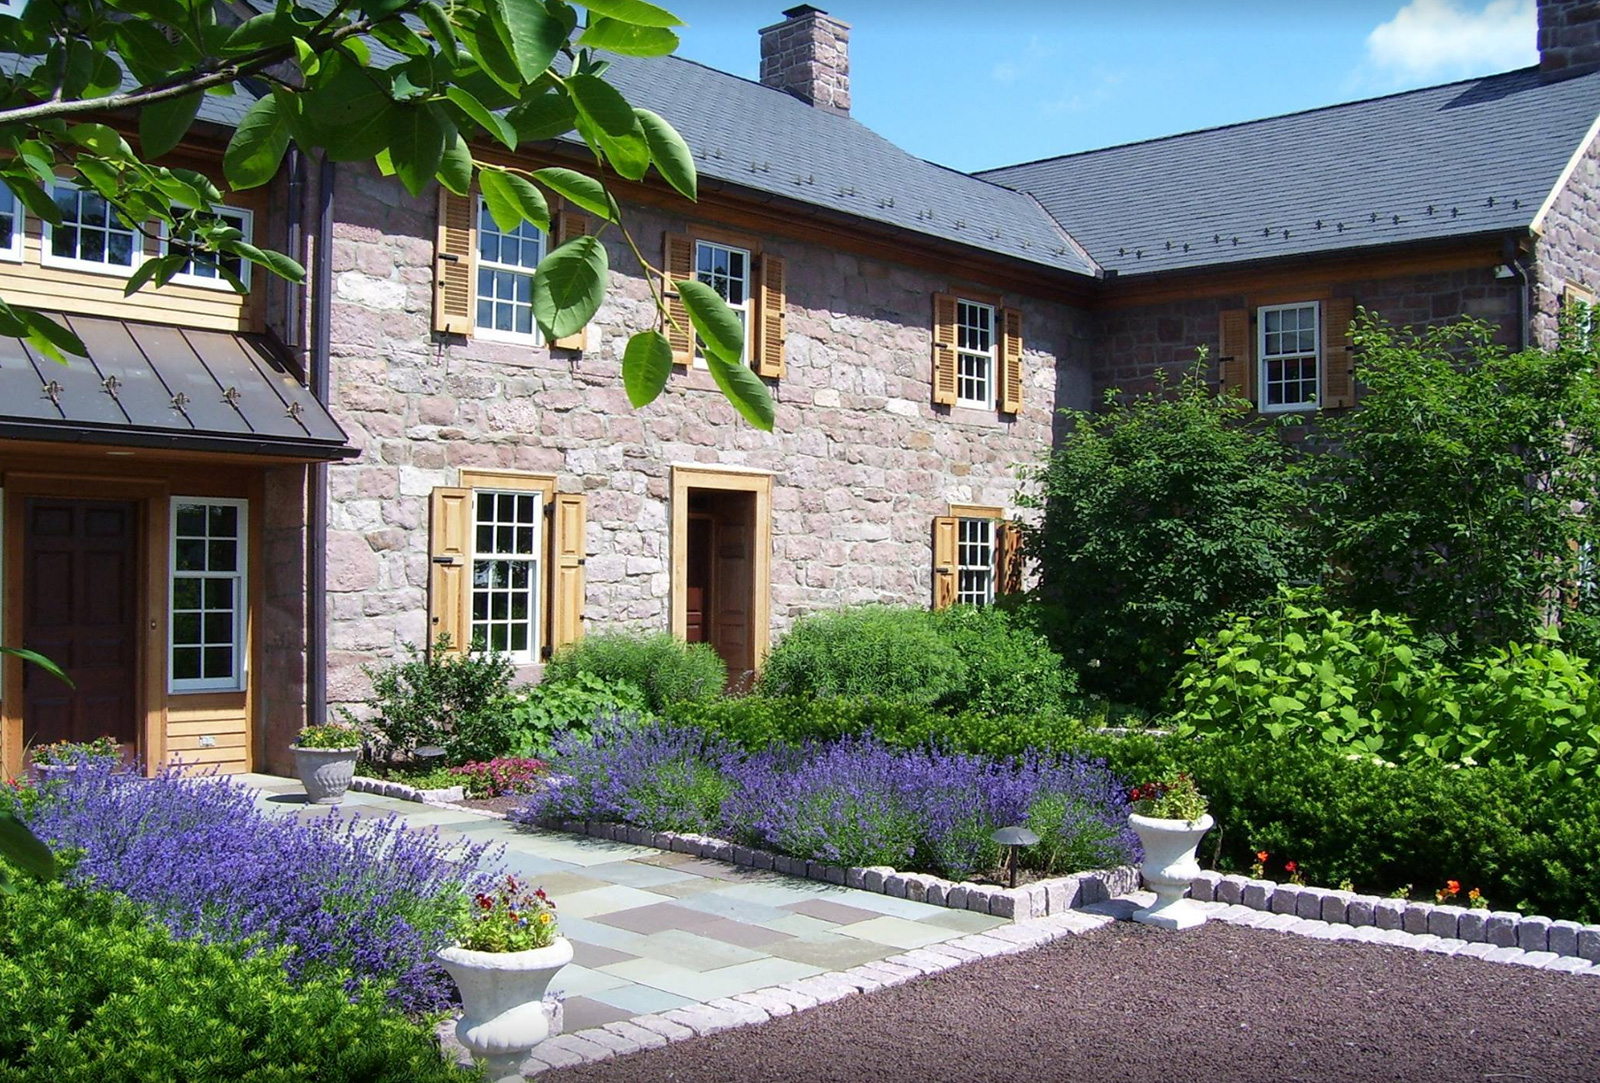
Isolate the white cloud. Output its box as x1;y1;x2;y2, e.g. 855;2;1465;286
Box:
1365;0;1538;80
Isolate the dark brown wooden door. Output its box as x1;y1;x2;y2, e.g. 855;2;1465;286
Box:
23;498;139;749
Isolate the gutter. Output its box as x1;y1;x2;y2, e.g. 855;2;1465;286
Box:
306;154;334;727
1504;234;1533;350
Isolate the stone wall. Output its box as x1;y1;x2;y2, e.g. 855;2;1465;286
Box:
322;163;1094;707
1534;127;1600;346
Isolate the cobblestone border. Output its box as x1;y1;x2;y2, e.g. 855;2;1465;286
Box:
436;908;1117;1076
348;775;466;805
1189;871;1600;965
551;818;1139;923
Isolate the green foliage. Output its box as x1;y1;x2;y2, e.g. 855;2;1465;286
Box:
0;1;773;428
292;723;362;751
0;879;472;1082
758;606;966;706
1021;362;1312;707
1023;793;1132;876
1128;772;1208;821
342;638;516;764
930;604;1076;717
1317;311;1600;654
626;759;732;834
546;632;725;713
27;735;119;766
504;672;650;757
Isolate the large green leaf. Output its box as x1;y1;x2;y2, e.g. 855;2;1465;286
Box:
579;17;680;57
18;309;88;362
417;1;459;58
531;167;617;222
388;104;448;198
139;92;202;159
675;278;743;366
636;108;696;201
437;132;474;196
66;123;133;160
479;169;550;233
622;330;673;407
581;0;684;28
0;647;71;686
565;74;638;138
508;91;579;142
531;235;607;341
705;353;776;432
0;811;55;885
444;86;517;149
222;94;289;190
487;0;568;83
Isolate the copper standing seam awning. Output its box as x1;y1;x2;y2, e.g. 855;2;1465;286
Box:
0;313;354;460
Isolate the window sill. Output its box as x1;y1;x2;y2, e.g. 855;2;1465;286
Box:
945;405;1012;429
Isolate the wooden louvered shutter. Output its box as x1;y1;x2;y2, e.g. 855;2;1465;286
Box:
931;293;958;405
663;232;694;366
1218;308;1251;403
428;487;473;656
1321;297;1355;409
754;253;786;378
932;515;958;610
548;492;586;653
434;188;476;336
551;212;590;351
999;307;1023;414
997;521;1023;596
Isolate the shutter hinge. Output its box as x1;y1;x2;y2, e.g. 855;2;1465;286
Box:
431;556;460;565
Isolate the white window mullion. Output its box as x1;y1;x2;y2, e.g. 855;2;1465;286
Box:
956;516;995;607
694;240;752;366
474;196;545;343
469;489;543;663
170;498;247;693
955;299;997;409
1258;302;1321;412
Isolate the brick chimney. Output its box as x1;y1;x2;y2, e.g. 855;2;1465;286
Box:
1539;0;1600;74
759;5;851;115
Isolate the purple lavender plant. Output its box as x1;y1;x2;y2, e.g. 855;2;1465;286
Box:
23;760;498;1013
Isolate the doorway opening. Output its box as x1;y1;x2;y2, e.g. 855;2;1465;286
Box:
671;467;772;690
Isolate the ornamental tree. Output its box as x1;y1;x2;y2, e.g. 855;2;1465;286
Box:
0;0;773;428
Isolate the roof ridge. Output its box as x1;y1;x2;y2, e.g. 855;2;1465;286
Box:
975;65;1546;176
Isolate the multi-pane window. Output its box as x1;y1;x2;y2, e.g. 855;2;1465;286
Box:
170;499;246;692
476;197;545;340
46;181;138;272
695;241;751;364
956;517;995;607
1258;302;1320;411
471;490;542;662
164;206;252;289
0;187;20;261
956;299;996;409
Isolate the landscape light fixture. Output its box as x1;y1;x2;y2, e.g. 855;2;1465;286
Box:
414;745;446;766
990;825;1040;889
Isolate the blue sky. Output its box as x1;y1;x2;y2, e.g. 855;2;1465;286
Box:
658;1;1541;172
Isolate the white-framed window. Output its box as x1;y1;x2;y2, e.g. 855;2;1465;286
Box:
694;240;751;365
470;489;543;663
956;516;995;607
170;498;247;693
475;195;544;342
1564;284;1596;348
1258;302;1320;412
43;179;141;275
955;299;996;409
161;205;253;290
0;186;22;262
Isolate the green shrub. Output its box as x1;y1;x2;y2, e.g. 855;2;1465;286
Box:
342;638;516;764
505;672;650;757
758;606;965;705
1023;792;1133;875
546;632;725;713
930;604;1076;716
0;879;470;1083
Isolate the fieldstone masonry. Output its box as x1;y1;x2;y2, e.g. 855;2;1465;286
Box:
759;5;851;114
1540;0;1600;74
1535;127;1600;344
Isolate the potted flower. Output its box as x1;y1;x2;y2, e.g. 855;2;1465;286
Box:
1127;773;1214;930
291;723;363;804
30;735;119;781
437;875;570;1078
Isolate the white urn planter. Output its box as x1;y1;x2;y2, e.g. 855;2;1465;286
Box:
438;938;572;1080
292;746;360;804
1128;812;1215;930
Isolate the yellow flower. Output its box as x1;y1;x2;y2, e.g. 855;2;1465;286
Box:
537;912;553;925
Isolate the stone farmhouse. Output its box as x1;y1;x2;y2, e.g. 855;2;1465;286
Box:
2;0;1600;777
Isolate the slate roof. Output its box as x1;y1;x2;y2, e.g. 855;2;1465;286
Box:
977;66;1600;277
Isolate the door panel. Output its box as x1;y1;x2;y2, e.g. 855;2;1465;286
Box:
22;499;139;750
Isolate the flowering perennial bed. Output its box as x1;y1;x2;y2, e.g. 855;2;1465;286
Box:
18;761;499;1012
511;720;1140;882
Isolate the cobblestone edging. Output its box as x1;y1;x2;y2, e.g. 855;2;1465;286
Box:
436;908;1118;1076
1189;871;1600;966
553;818;1140;923
348;775;466;805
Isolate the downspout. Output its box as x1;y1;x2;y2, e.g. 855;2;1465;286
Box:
306;154;334;727
1506;236;1532;350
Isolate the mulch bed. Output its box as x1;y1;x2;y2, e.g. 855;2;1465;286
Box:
456;795;524;816
543;921;1600;1083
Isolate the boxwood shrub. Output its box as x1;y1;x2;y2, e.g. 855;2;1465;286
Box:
546;632;725;712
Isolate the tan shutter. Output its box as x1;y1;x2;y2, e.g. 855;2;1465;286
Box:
663;232;694;366
932;515;958;610
999;307;1023;414
754;253;786;378
1218;308;1250;402
932;293;958;405
434;187;476;336
997;521;1023;596
1321;297;1355;408
548;492;587;652
551;212;590;351
428;487;473;656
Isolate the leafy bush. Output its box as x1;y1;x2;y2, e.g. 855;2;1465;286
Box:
1020;363;1313;708
293;723;362;750
343;638;517;764
1024;792;1136;876
21;761;496;1012
505;672;650;756
0;880;470;1083
929;604;1076;716
757;606;965;706
546;632;725;713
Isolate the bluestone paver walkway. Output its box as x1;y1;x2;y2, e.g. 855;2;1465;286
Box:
237;774;1005;1032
